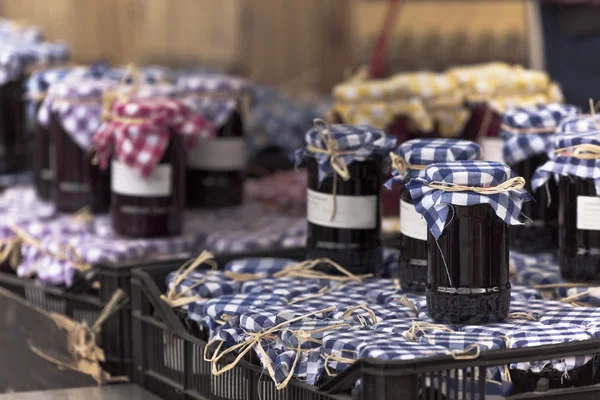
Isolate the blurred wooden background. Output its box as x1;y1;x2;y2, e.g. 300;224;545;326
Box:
0;0;527;91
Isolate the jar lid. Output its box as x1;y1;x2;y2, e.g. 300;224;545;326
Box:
500;103;579;165
407;160;531;240
0;41;69;86
0;18;44;43
385;138;481;186
26;66;80;101
94;96;214;177
176;74;254;128
532;133;600;195
292;121;396;184
556;114;600;135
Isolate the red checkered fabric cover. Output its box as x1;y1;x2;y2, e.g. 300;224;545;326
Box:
94;96;215;177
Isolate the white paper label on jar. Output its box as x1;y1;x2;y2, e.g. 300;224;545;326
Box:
480;137;505;163
307;189;377;229
577;196;600;230
187;137;246;170
111;160;172;197
399;199;428;241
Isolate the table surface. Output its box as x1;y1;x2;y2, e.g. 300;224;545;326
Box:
0;385;162;400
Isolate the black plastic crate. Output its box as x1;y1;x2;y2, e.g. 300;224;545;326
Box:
0;260;143;378
131;251;600;400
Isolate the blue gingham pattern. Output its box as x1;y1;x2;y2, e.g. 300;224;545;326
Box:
532;133;600;195
510;251;562;286
0;41;68;86
371;318;422;334
239;304;323;332
332;304;416;325
357;339;450;361
335;279;399;296
510;299;574;318
554;287;600;307
0;19;44;43
506;324;594;372
281;319;357;350
224;258;296;277
557;114;600;134
177;74;254;128
274;349;323;385
203;293;288;321
460;320;547;337
500;104;579;166
299;292;370;316
540;308;600;329
321;328;394;372
417;332;506;352
38;77;116;151
510;284;543;301
292;124;396;183
241;278;324;300
385;139;481;187
407;161;532;239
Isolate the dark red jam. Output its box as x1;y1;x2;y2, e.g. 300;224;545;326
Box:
51;112;110;214
398;187;428;292
510;153;558;253
0;78;27;174
427;204;510;324
33;101;52;200
111;135;184;238
558;176;600;282
463;104;501;143
186;110;244;208
305;156;382;276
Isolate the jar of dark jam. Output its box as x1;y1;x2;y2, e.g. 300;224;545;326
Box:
110;135;185;238
386;139;481;292
177;75;249;209
407;160;530;324
427;204;511;324
0;76;27;174
558;176;600;281
33;98;52;200
295;122;396;276
500;104;578;253
94;96;212;238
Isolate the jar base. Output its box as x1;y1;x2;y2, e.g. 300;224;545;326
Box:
399;256;427;293
510;223;558;254
426;284;511;324
306;246;382;276
559;250;600;282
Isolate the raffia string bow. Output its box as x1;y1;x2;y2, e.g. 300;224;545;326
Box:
273;258;372;282
554;144;600;160
389;152;427;176
101;64;141;123
306;118;356;220
160;251;218;308
427;176;526;195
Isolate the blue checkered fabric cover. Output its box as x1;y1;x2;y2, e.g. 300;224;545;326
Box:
532;133;600;195
385;138;481;187
540;308;600;329
335;279;399;296
381;247;400;278
510;299;574;318
241;278;324;299
557;114;600;134
0;41;69;86
299;291;370;316
511;284;543;301
210;319;247;349
554;287;600;307
460;320;547;337
274;349;323;385
292;124;396;183
510;251;562;286
417;332;506;352
239;304;324;332
332;303;416;325
203;292;288;321
506;324;594;372
407;161;532;239
224;257;297;277
357;339;450;361
500;104;579;166
371;318;423;334
281;319;358;350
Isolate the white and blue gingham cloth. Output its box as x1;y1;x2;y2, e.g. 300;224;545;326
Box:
500;104;579;166
510;251;562;286
557;114;600;134
274;349;323;385
357;338;450;361
0;40;69;86
532;133;600;195
321;328;394;372
509;299;574;319
292;124;396;183
0;18;44;43
417;332;506;352
224;258;296;277
332;303;416;325
384;138;481;187
540;308;600;330
460;320;547;337
241;278;324;299
506;324;594;372
239;304;323;332
177;74;254;129
203;292;288;321
407;161;532;239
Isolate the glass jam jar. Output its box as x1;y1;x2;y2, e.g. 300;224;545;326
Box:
177;75;249;209
385;139;481;292
294;122;396;276
407;160;531;324
0;76;27;174
39;78;114;213
500;104;578;253
94;96;213;238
